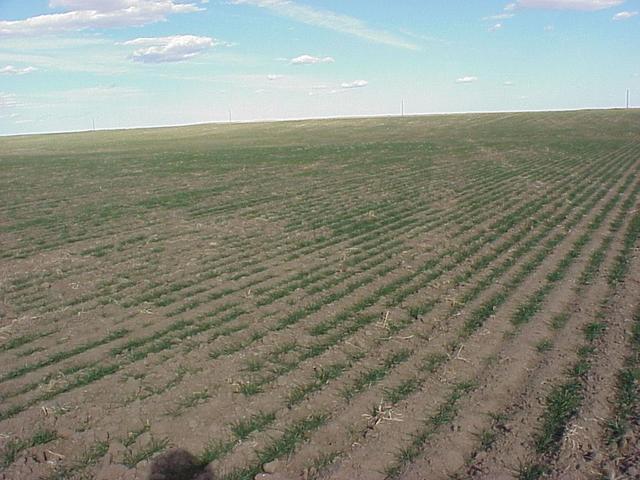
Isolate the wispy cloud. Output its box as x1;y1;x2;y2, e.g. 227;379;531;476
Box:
55;85;142;99
0;36;126;73
514;0;623;11
483;4;517;29
483;13;516;20
0;92;19;109
19;85;143;110
340;80;368;89
613;10;638;20
398;28;450;46
0;0;202;36
456;76;478;83
0;65;37;75
122;35;226;63
0;35;110;50
290;54;334;65
230;0;418;50
306;80;369;96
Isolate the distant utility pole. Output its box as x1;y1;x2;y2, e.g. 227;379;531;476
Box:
627;89;630;109
228;109;232;123
401;99;404;117
92;118;95;131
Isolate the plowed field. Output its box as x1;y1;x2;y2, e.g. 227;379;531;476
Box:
1;110;639;480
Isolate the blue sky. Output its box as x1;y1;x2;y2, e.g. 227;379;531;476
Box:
0;0;639;135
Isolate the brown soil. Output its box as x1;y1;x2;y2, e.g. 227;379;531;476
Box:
1;112;639;480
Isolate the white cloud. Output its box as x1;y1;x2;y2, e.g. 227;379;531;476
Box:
613;11;639;20
483;13;516;20
290;54;335;65
230;0;418;50
0;65;37;75
0;92;20;109
340;80;368;89
307;80;368;96
123;35;221;63
484;4;516;29
49;0;153;9
515;0;623;10
267;74;283;80
504;81;515;86
0;0;202;36
456;76;478;83
308;88;339;96
544;24;555;31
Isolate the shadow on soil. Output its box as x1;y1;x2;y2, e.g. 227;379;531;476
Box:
147;449;215;480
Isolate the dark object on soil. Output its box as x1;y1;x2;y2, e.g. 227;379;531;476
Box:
147;448;215;480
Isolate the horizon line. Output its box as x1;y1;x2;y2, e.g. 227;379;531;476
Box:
1;105;637;139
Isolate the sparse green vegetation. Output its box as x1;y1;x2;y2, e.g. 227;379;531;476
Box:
231;411;276;440
1;111;639;479
524;205;640;472
384;381;476;478
0;429;57;467
608;307;640;442
536;338;553;353
123;437;169;468
535;379;583;454
518;462;547;480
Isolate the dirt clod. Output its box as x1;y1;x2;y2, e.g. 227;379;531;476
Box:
263;460;280;474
